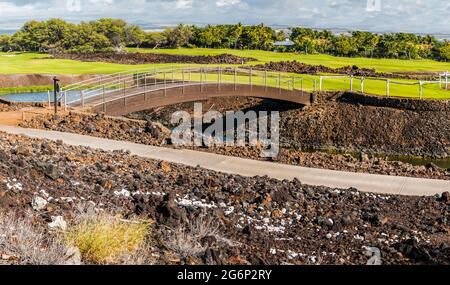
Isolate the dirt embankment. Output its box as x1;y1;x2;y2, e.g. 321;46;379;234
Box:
282;93;450;158
0;132;449;265
251;61;439;80
128;93;450;158
0;74;102;88
0;98;45;112
52;52;256;65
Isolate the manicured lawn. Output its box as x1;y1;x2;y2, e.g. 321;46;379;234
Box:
155;69;450;99
0;52;188;75
1;50;449;99
129;48;450;74
0;85;52;94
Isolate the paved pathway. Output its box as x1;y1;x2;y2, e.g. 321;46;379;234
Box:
0;125;448;196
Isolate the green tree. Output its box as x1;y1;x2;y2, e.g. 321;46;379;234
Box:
0;35;12;51
164;24;193;48
144;32;167;48
438;42;450;61
293;35;315;54
125;25;146;48
333;35;358;56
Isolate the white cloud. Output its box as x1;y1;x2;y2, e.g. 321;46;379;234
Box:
0;2;36;15
216;0;240;7
0;0;448;35
175;0;193;9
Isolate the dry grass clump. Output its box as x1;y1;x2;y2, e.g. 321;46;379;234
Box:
65;213;151;264
164;214;219;258
0;212;67;265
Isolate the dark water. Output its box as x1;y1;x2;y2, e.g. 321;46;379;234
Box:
387;155;450;169
0;91;82;103
294;147;450;169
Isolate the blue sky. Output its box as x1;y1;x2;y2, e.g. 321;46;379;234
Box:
0;0;449;34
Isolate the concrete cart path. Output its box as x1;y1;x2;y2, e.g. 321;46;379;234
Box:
1;125;448;197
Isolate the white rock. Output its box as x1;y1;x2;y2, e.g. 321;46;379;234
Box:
32;196;48;210
48;216;67;231
363;246;382;265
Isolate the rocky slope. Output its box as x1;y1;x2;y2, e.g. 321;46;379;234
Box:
52;52;256;65
129;95;450;158
0;132;449;265
20;112;449;180
251;61;439;80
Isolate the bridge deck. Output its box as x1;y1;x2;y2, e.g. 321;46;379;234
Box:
72;81;313;116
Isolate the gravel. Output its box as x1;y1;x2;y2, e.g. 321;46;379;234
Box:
0;132;449;265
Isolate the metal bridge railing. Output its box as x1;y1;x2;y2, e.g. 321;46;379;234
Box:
62;66;308;108
60;66;450;110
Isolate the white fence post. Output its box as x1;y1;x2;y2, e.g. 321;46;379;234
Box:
47;90;51;108
386;79;390;97
64;91;67;111
172;64;175;83
361;77;365;94
164;71;167;96
319;76;323;92
234;67;237;91
200;68;203;92
350;76;354;92
249;67;253;91
446;72;449;90
278;73;281;94
419;81;423;99
182;68;185;94
300;78;303;96
102;85;106;113
218;67;221;91
264;70;267;92
144;73;147;100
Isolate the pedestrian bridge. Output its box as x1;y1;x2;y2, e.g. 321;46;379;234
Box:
63;66;314;116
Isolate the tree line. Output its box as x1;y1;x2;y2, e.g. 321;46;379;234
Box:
0;18;449;61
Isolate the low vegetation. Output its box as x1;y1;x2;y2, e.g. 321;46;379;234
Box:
163;214;220;258
0;85;52;95
0;212;68;265
65;213;151;264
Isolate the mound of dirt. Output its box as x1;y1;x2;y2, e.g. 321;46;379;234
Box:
127;94;449;158
52;52;256;65
21;112;168;146
281;96;450;158
0;99;44;112
251;61;438;80
0;132;449;265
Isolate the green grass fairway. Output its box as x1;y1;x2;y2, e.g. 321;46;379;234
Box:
1;50;449;99
128;48;450;74
0;52;189;75
155;70;450;100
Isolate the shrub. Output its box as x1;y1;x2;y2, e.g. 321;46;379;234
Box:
65;213;151;264
163;214;219;258
0;212;67;265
